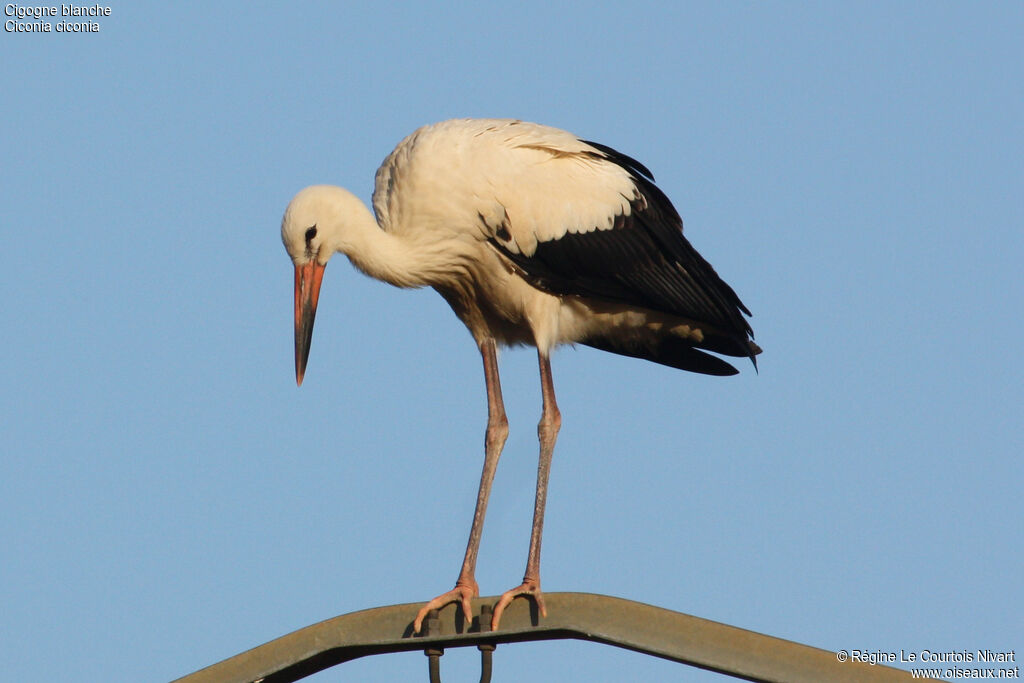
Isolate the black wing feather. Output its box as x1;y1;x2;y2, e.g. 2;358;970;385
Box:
490;139;758;365
581;334;740;376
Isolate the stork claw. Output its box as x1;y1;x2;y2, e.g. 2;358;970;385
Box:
491;578;545;631
413;579;479;633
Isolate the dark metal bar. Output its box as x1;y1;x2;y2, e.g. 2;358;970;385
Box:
423;609;443;683
426;649;441;683
170;592;937;683
477;603;494;683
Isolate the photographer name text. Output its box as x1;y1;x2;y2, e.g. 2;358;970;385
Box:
837;649;1018;680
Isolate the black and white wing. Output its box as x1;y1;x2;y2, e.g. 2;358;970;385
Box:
478;125;759;373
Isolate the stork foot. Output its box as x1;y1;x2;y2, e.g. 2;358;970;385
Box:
491;578;545;630
413;578;479;633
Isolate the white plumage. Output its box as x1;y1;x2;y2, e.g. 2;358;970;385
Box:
281;118;759;632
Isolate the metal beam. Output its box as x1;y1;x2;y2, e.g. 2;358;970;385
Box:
171;592;935;683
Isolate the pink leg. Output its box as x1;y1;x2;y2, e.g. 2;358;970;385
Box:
491;350;560;630
414;338;508;633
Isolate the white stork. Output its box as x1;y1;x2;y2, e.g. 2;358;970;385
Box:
281;118;759;632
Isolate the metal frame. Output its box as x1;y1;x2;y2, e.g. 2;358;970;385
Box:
172;592;933;683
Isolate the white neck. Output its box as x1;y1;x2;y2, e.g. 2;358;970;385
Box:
324;187;459;289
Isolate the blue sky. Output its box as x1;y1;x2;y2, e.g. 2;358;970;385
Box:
2;3;1021;681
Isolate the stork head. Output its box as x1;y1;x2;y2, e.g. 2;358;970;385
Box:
281;185;347;386
283;185;384;385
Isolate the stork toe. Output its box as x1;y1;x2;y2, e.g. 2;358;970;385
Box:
413;579;479;633
490;578;546;630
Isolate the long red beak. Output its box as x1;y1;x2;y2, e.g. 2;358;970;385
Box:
294;261;326;386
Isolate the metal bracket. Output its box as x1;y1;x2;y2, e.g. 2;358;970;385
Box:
171;592;936;683
421;603;495;683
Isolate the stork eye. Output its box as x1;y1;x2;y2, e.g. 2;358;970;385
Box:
304;226;317;243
